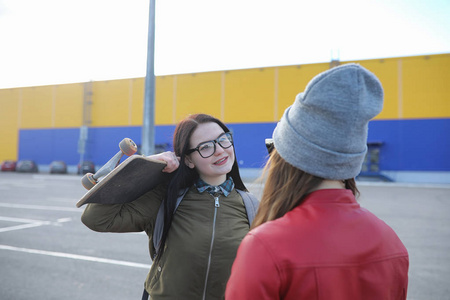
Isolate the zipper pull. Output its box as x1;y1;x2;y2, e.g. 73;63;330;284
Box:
214;196;220;207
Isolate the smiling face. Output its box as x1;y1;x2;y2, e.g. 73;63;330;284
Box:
185;122;235;186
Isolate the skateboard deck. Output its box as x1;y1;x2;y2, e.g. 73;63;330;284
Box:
76;155;167;208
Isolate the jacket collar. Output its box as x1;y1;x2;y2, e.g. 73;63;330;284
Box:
302;189;357;205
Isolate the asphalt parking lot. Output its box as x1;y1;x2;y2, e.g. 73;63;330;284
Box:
0;172;449;299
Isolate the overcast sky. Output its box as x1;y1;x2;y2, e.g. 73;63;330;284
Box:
0;0;449;89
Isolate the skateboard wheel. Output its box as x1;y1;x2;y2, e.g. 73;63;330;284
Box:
81;173;97;190
119;138;138;156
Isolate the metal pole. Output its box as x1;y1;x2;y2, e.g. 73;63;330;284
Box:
142;0;156;156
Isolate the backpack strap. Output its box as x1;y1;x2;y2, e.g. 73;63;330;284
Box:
236;189;259;226
153;187;189;258
152;187;259;259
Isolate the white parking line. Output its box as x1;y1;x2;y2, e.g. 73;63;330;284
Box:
0;223;46;233
0;216;73;233
0;203;80;212
0;244;152;269
57;217;72;223
0;216;49;223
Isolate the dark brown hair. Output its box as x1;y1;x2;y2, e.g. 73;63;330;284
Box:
155;114;246;262
251;150;359;229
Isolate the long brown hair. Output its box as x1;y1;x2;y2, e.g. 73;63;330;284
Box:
155;114;247;262
251;150;359;229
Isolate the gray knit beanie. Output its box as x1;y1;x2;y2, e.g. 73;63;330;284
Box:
272;63;383;180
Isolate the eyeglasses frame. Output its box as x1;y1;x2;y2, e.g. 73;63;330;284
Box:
186;132;233;158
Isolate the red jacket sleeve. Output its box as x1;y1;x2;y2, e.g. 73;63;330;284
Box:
226;232;281;300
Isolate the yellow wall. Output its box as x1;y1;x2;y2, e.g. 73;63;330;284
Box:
401;54;450;118
1;53;449;162
129;78;145;126
175;72;223;122
155;76;175;125
53;83;84;127
0;89;20;160
20;86;53;128
277;63;329;120
224;68;275;123
348;54;450;119
90;79;131;126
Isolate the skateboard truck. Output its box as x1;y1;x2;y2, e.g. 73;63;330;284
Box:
81;138;138;190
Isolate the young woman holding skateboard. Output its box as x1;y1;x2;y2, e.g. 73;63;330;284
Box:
81;113;258;300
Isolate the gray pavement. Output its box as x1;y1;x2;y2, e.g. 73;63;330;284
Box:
0;172;449;299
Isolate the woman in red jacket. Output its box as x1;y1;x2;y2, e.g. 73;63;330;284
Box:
226;64;409;300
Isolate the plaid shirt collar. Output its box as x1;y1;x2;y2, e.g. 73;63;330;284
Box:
195;177;235;197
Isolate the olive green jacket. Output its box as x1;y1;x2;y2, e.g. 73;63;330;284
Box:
81;184;251;300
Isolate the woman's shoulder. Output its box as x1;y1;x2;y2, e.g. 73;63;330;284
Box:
247;217;291;244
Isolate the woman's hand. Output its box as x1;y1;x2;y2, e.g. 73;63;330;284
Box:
148;151;180;173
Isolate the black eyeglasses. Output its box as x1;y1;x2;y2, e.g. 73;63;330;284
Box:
186;132;233;158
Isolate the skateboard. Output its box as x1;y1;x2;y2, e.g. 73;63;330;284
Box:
76;138;167;208
80;138;139;189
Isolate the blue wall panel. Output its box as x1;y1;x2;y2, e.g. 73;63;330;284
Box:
84;127;142;164
86;125;176;165
18;126;177;167
228;122;277;168
17;118;450;172
368;118;450;171
18;128;80;164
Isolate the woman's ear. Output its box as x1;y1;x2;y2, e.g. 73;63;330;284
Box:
184;155;195;169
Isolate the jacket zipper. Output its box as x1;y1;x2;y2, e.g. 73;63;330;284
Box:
202;194;220;300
